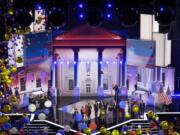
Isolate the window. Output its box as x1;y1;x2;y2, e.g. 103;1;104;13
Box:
103;79;108;90
36;78;41;87
86;84;91;93
20;78;26;91
69;79;74;90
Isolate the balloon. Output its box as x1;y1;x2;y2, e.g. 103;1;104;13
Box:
22;117;30;124
57;129;65;135
2;116;10;122
25;27;31;33
44;109;50;115
0;91;3;97
44;100;52;108
38;113;46;120
6;79;12;85
84;128;91;134
125;112;131;119
8;7;14;15
3;122;11;130
106;131;111;135
81;123;87;130
132;105;139;113
3;105;12;113
89;122;97;130
119;101;126;109
75;113;82;122
0;131;8;135
10;66;17;73
9;127;18;134
161;121;169;129
28;104;36;112
16;57;23;63
147;110;154;118
4;32;12;41
62;106;68;113
100;127;107;134
3;75;9;81
112;130;120;135
100;109;106;117
136;129;142;135
173;132;180;135
64;125;71;132
10;96;17;103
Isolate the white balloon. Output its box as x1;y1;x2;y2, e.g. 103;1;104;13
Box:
155;117;159;121
9;127;18;134
138;125;141;129
44;100;52;108
28;104;36;113
38;113;46;120
64;125;70;132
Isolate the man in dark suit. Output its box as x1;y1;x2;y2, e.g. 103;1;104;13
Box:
113;85;119;103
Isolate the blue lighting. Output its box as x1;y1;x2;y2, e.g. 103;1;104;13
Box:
35;4;43;10
54;61;57;65
160;7;164;12
107;3;112;8
79;3;84;9
120;61;123;64
106;13;112;19
79;13;84;19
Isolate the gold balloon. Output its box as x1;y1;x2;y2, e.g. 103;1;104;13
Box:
6;79;12;85
16;29;25;35
173;132;180;135
84;128;91;134
100;127;107;134
16;57;23;63
0;117;5;124
8;7;14;15
7;26;12;32
136;129;142;135
161;121;169;129
152;114;158;120
100;109;106;117
105;131;111;135
147;110;154;118
0;131;8;135
112;130;120;135
4;32;12;41
2;116;10;122
10;66;17;73
125;112;131;119
132;105;139;113
2;66;7;72
0;91;3;97
3;105;12;113
36;17;43;24
3;75;9;81
10;96;17;103
25;27;31;33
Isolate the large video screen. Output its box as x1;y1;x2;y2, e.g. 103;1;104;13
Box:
127;39;156;68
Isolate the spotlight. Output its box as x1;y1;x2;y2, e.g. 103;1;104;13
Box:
54;61;57;65
160;7;164;12
48;7;66;27
35;4;43;10
79;13;84;19
106;13;112;19
15;10;33;28
87;8;103;26
120;7;139;27
107;3;112;8
78;3;84;9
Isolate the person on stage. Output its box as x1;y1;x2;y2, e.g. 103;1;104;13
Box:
113;84;120;103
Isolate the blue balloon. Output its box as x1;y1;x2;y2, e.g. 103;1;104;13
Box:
32;130;39;135
62;106;68;113
58;129;65;135
81;123;87;130
22;117;30;124
44;109;50;115
3;122;11;130
75;113;83;122
119;101;126;109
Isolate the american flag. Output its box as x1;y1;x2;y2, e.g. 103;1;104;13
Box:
157;93;172;105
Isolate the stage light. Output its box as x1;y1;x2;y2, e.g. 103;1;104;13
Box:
48;7;66;27
67;61;69;65
78;3;84;9
74;61;76;64
120;61;123;64
15;10;33;28
160;7;164;12
54;61;57;65
79;13;84;19
113;61;116;64
107;3;112;8
100;61;103;64
106;13;112;19
35;4;43;10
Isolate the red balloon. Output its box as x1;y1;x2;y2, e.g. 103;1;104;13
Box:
89;122;97;130
19;129;25;135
